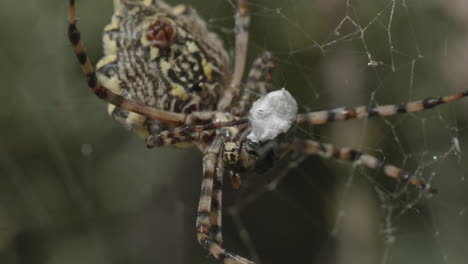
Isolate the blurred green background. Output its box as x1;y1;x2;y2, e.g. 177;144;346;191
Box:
1;0;468;264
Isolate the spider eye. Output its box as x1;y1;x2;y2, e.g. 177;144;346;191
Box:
145;18;177;48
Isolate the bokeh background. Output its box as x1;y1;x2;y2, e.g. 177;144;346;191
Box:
1;0;468;264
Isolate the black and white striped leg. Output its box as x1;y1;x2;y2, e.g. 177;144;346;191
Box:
232;51;275;116
67;0;185;123
146;119;248;148
218;0;251;110
296;91;468;125
291;139;437;193
196;135;254;264
209;152;225;244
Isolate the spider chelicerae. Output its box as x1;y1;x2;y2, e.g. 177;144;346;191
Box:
68;0;467;263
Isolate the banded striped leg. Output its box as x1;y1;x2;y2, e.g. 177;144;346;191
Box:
232;51;275;116
68;0;185;123
209;152;225;244
291;139;437;193
197;135;254;264
146;119;248;148
296;91;468;125
218;0;251;110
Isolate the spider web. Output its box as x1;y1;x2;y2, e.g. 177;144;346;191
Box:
0;0;468;264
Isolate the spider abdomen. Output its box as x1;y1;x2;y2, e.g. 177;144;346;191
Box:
95;0;230;136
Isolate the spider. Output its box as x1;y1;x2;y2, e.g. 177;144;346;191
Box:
68;0;467;263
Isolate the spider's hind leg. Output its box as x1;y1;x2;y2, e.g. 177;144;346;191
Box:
291;139;437;193
232;51;275;116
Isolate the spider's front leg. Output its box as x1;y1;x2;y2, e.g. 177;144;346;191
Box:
291;139;437;193
232;51;275;116
296;90;468;125
197;134;254;264
218;0;251;111
145;117;248;148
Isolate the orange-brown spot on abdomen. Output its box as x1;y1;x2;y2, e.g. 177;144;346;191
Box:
146;18;177;48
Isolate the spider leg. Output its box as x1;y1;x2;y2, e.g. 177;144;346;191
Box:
146;119;248;148
291;139;437;193
232;51;275;116
296;91;468;125
209;152;225;244
112;0;123;14
67;0;185;123
197;135;254;264
218;0;250;111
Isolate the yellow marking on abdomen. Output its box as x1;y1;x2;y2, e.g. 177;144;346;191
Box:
178;28;187;38
126;112;150;138
108;104;150;138
104;16;120;32
171;83;189;101
202;58;213;81
97;73;122;94
143;0;154;6
172;5;187;15
102;34;118;55
140;32;151;46
107;104;116;116
96;54;117;70
186;41;198;53
150;46;160;60
159;59;189;101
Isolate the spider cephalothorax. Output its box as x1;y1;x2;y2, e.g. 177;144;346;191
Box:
222;139;260;172
68;0;467;263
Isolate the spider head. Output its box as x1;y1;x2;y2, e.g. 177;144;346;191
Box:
222;139;258;172
222;141;240;165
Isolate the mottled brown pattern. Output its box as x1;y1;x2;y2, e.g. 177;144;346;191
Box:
97;0;229;111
